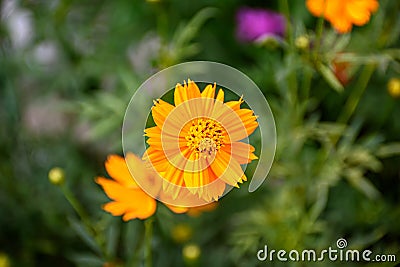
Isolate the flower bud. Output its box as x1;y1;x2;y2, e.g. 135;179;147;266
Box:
183;243;201;265
388;78;400;98
48;167;65;185
295;35;310;50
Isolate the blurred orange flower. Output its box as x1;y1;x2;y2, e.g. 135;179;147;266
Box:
333;60;351;86
96;153;187;221
306;0;379;33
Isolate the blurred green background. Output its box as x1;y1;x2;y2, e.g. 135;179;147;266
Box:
1;0;399;266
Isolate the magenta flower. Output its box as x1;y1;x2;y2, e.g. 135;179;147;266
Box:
236;7;286;43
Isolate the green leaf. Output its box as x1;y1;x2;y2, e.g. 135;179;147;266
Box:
334;53;393;65
106;220;120;259
171;7;217;60
124;220;144;264
174;7;217;48
309;184;328;221
69;217;102;255
68;253;104;267
377;142;400;158
344;169;380;200
88;116;121;139
97;92;126;116
350;228;386;250
317;62;344;92
332;34;351;53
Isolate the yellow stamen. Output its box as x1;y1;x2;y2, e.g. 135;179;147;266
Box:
185;118;225;158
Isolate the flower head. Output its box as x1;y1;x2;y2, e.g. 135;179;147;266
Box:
0;253;10;267
48;167;65;185
171;223;193;243
144;79;259;202
306;0;379;33
182;243;201;263
96;153;187;221
388;78;400;98
236;7;286;43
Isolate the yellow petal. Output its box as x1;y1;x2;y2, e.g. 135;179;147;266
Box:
151;99;175;127
122;199;157;220
225;96;243;111
331;16;353;33
144;126;161;138
203;178;226;202
210;151;244;187
97;176;157;221
346;1;372;26
306;0;326;16
218;108;258;141
366;0;379;12
223;142;258;164
103;201;127;216
105;155;138;188
216;89;224;102
174;82;187;106
187;79;201;99
174;80;201;107
165;204;189;214
201;83;216;99
96;177;138;201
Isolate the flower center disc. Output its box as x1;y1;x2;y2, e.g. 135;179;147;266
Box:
185;118;225;159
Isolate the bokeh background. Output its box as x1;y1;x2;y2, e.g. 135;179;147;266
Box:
1;0;399;266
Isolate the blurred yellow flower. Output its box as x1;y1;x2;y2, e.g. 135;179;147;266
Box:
0;253;10;267
96;153;187;221
306;0;379;33
182;243;201;263
388;78;400;98
295;35;310;50
171;223;193;243
48;167;65;185
144;79;258;202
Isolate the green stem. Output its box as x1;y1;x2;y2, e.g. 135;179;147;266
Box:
289;58;299;107
337;64;375;124
279;0;298;107
61;185;93;231
279;0;293;48
61;185;109;258
128;222;146;267
144;218;154;267
313;0;326;57
314;16;325;55
301;65;313;101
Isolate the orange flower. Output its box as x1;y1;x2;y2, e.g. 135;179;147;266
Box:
96;153;187;221
144;79;259;202
306;0;379;33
